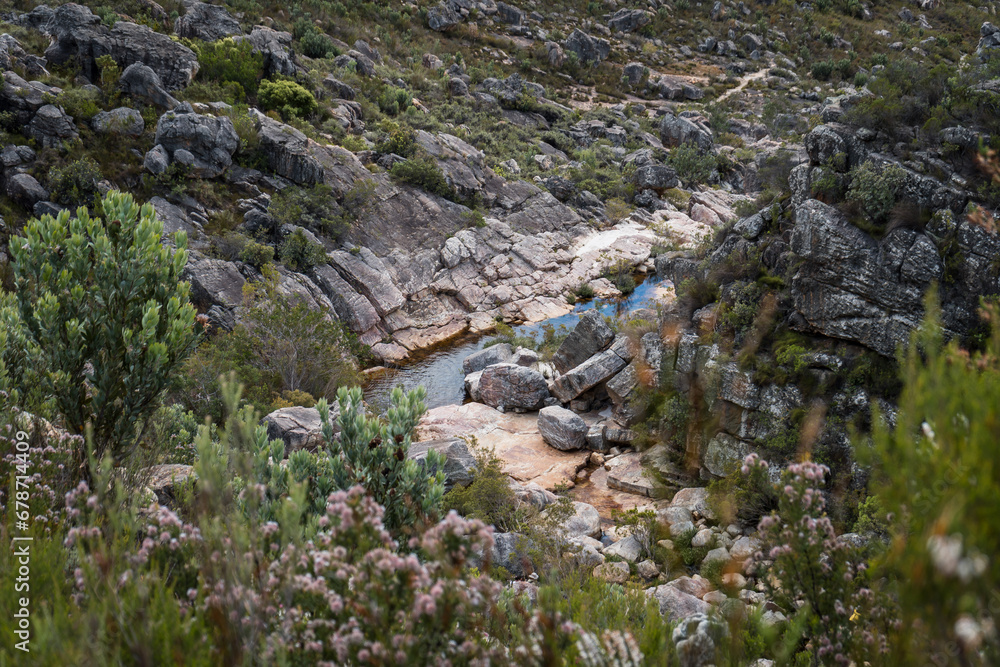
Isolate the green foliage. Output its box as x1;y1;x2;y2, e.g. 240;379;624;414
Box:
846;161;907;234
258;79;318;119
378;86;413;116
8;192;199;467
58;86;102;122
865;294;1000;660
278;228;327;271
483;321;538;351
196;37;263;96
174;267;362;420
318;385;445;535
269;183;351;240
390;155;456;200
238;239;274;268
810;59;834;81
47;157;102;207
668;143;717;185
299;29;336;58
444;438;531;531
603;258;637;296
375;119;416;156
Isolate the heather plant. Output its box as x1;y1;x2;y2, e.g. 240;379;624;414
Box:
752;455;897;665
258;79;319;119
7;192;200;473
865;295;1000;663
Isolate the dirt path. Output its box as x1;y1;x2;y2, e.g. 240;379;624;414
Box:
716;64;771;103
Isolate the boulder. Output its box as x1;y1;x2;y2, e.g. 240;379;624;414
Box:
647;585;711;622
551;310;615;373
670;487;713;520
477;363;551;410
548;501;602;539
673;613;728;667
729;535;760;561
635;164;679;192
463;344;513;374
491;532;532;577
609;8;651;32
322;76;356;100
146;464;196;505
0;34;47;77
237;26;298;77
27;104;79;148
91;107;144;136
464;370;483;402
153;103;239;178
496;1;526;25
174;2;242;41
118;63;178;108
262;406;330;452
408;437;477;490
254;113;325;186
143;144;170;175
594;561;630;584
428;2;462;31
978;22;1000;60
6;174;48;207
564;29;610;64
659;112;714;153
603;534;644;562
182;254;246;317
551;337;632;403
537;406;588;451
703;433;748;478
0;72;49;125
38;4;198;90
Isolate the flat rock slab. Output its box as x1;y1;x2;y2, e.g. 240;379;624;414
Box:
570;466;667;524
417;402;590;490
605;451;669;498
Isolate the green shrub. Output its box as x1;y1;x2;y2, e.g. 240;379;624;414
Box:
299;30;336;58
196;37;262;95
258;79;318;119
668;143;717;185
58;86;102;122
810;59;834;81
444;438;531;531
574;283;595;300
375;119;416;156
238;239;274;268
8;192;199;469
47;157;102;207
377;86;412;116
279;228;326;271
390;155;455;200
708;452;778;526
846;161;907;232
603;258;637;296
269;183;350;240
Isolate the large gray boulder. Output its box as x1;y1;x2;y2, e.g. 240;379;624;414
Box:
6;173;48;207
463;344;513;375
978;22;1000;61
552;336;632;403
27;104;79;148
564;29;610;63
254;113;325;186
182;254;246;319
635;164;679;193
659;113;714;154
146;464;196;505
118;62;179;108
174;2;242;41
609;8;651;32
408;438;477;490
152;103;239;178
551;310;615;373
91;107;143;136
673;613;728;667
477;363;550;411
647;585;711;622
428;2;462;31
491;532;532;578
36;4;198;90
0;34;47;77
0;71;49;125
262;405;329;452
236;26;298;77
547;501;602;539
538;406;588;451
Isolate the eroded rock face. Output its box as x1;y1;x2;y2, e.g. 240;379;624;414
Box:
789;199;940;356
174;2;242;42
608;8;651;32
478;363;550;410
33;4;198;90
236;26;298;77
152;104;239;178
551;310;615;374
27;104;78;148
552;337;633;403
564;29;610;63
538;406;588;451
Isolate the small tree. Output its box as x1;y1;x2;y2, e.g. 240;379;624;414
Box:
318;385;446;535
8;192;200;468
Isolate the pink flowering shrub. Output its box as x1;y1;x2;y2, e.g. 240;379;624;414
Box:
750;455;897;664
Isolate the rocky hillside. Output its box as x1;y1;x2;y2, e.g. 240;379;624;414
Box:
2;0;1000;662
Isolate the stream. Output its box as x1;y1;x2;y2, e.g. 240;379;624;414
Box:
363;274;672;410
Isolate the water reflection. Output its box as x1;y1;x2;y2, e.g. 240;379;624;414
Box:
363;274;669;411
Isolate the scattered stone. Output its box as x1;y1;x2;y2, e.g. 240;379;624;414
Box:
648;585;711;622
174;2;242;41
28;104;79;148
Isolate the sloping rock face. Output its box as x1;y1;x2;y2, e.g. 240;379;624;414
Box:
790;199;1000;356
174;2;242;41
25;3;198;90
